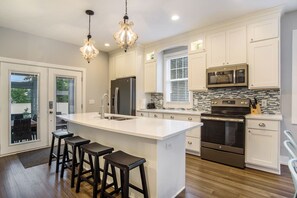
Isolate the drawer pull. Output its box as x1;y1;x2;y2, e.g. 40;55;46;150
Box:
259;123;266;127
170;116;174;119
140;113;143;116
188;117;192;121
188;141;192;145
154;114;158;118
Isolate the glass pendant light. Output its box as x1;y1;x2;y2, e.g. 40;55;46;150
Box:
114;0;138;52
80;10;99;63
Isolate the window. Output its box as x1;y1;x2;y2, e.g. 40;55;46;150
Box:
164;50;192;108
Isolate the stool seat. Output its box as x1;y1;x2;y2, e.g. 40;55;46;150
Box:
52;129;73;138
104;150;146;170
81;142;114;156
64;136;90;146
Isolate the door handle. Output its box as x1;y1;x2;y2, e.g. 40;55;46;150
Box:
49;111;53;114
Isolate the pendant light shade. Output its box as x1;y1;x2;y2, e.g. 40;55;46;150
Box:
80;10;99;63
114;0;138;52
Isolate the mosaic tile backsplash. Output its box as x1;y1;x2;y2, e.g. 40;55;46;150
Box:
151;88;280;114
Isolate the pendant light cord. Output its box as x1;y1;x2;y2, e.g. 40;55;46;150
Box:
124;0;129;21
88;14;92;40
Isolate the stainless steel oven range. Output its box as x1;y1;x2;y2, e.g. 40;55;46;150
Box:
201;98;250;168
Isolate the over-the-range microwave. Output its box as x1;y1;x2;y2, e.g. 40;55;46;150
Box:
206;64;248;88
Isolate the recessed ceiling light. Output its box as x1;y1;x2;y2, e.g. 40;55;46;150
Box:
104;43;110;47
171;15;180;21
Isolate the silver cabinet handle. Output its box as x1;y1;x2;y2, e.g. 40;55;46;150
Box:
251;38;254;42
188;117;192;121
259;123;266;127
154;114;158;118
170;116;174;119
140;113;143;116
227;62;229;64
188;141;192;145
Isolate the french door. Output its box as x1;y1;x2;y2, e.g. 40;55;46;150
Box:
48;69;82;136
0;63;48;154
0;63;84;155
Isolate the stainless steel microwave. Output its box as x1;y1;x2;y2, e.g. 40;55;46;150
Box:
206;64;248;88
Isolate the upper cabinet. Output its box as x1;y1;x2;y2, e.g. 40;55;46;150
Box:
207;26;246;68
114;50;137;78
247;17;280;89
144;51;163;93
248;18;279;43
188;35;206;54
188;52;207;91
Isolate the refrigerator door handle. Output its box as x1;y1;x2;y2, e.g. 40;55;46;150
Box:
115;87;119;114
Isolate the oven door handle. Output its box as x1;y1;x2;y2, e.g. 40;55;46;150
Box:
201;116;244;123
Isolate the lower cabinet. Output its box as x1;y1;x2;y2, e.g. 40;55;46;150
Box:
136;112;149;117
163;114;201;156
245;119;280;174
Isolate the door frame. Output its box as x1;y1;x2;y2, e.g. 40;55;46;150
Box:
0;57;86;155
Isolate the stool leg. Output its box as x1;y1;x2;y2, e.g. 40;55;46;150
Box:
120;170;124;197
140;164;148;198
100;160;109;198
48;135;55;166
111;165;118;191
123;168;129;198
88;154;94;179
55;138;62;173
60;143;68;178
71;145;77;188
76;150;85;193
93;155;100;198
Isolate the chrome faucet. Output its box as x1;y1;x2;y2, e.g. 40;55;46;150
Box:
100;93;109;119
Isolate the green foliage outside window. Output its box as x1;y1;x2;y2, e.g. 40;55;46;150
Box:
11;88;31;103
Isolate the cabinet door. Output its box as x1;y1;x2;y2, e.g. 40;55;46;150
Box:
115;54;126;78
246;128;278;169
136;111;149;117
144;61;157;93
188;53;207;91
226;26;247;65
248;18;279;43
207;31;226;67
124;50;136;77
149;113;163;119
249;38;279;89
109;56;116;81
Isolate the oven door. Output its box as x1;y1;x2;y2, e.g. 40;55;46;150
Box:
201;116;245;154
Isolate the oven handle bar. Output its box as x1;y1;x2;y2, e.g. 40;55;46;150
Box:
201;116;244;123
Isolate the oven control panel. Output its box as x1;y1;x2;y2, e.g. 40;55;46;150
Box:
211;99;250;107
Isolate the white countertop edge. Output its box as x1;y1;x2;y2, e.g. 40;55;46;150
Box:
137;109;204;116
60;115;203;141
245;114;283;121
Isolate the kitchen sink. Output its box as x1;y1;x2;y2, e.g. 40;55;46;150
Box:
104;116;134;121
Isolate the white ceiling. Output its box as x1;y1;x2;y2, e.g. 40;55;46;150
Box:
0;0;296;52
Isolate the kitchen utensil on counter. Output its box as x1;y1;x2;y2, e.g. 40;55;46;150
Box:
250;97;261;114
147;103;156;109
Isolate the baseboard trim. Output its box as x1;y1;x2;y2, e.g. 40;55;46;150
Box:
172;186;185;198
280;155;289;165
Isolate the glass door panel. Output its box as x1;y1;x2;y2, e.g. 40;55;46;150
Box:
56;77;75;130
10;73;39;144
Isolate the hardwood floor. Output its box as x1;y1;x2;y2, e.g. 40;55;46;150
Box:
0;153;294;198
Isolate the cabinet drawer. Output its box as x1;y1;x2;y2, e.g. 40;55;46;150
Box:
163;114;200;122
149;113;163;119
136;112;149;117
246;119;279;131
186;137;200;152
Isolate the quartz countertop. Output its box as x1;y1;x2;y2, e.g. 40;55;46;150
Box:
245;114;283;121
58;112;203;140
137;109;204;116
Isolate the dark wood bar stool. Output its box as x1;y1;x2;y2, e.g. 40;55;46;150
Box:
76;142;119;198
48;129;74;173
100;151;148;198
60;136;90;188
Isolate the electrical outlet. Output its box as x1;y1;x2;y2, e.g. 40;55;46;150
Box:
261;100;267;107
194;98;198;106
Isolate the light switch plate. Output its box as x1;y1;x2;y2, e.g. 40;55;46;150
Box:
261;99;267;107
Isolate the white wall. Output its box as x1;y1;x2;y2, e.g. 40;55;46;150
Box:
281;10;297;156
0;27;109;112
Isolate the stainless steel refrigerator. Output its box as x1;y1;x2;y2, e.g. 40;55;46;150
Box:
110;77;136;116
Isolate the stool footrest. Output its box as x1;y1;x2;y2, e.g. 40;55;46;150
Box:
129;183;144;194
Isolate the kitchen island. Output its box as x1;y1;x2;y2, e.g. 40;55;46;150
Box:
58;112;203;198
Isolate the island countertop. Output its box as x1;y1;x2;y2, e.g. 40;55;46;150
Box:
58;112;203;140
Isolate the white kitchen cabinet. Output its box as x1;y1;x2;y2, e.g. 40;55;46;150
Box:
148;112;163;119
188;52;207;91
136;112;149;117
207;26;246;67
114;50;136;78
144;52;163;93
109;56;116;81
248;38;279;89
245;119;280;174
163;113;201;155
248;18;279;43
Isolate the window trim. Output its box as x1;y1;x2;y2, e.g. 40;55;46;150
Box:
163;50;193;109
